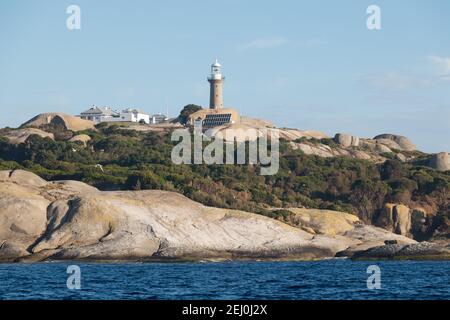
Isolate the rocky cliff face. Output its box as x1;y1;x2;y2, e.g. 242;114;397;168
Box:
0;170;429;262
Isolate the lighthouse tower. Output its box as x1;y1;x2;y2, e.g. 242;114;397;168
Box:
207;59;224;110
187;59;240;127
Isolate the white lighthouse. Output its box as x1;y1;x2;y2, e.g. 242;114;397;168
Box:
207;59;224;110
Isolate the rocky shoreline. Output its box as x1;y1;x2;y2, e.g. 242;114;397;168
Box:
0;170;449;263
350;241;450;260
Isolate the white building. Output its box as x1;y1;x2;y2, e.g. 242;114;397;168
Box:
112;108;150;124
79;106;119;124
79;107;150;124
150;113;168;124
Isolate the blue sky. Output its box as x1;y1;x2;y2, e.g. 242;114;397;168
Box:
1;0;449;152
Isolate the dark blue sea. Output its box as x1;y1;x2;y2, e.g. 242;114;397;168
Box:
0;260;449;300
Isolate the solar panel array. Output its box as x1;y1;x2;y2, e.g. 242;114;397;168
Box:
202;113;232;127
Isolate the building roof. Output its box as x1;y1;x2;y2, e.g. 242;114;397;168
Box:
212;59;221;67
80;106;118;116
122;108;148;115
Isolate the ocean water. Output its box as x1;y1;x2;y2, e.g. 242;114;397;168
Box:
0;260;448;300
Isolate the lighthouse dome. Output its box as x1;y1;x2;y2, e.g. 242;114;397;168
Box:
212;59;221;67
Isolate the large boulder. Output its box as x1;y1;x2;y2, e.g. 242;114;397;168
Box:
334;133;360;148
284;208;359;236
373;134;416;151
0;170;48;188
337;224;415;257
376;143;393;153
0;128;54;144
352;242;450;260
376;203;411;236
20;113;95;131
429;152;450;172
352;140;393;155
0;181;49;261
69;134;92;146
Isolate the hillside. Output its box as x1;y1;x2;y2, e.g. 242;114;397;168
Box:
0;115;448;246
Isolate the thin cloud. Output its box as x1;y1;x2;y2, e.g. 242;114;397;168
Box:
238;36;287;51
428;55;450;79
360;56;450;92
360;72;432;92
